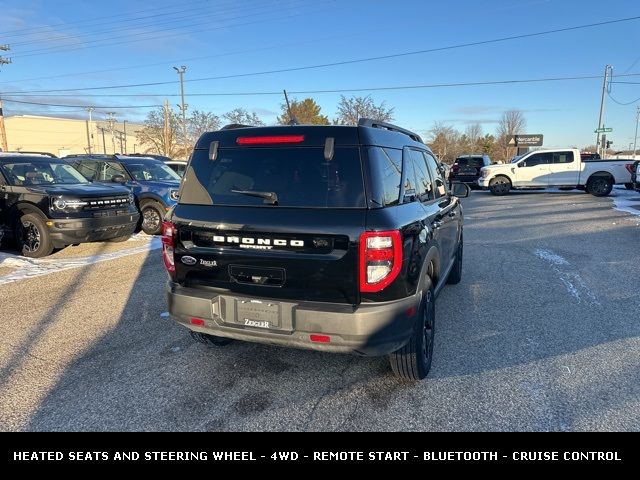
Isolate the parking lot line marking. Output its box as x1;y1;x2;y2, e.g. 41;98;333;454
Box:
0;237;161;285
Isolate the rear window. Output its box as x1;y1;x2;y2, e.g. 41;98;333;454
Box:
181;147;365;208
455;157;483;167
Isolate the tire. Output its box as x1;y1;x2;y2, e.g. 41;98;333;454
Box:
388;283;435;381
140;201;165;235
624;183;634;190
107;235;131;243
447;236;463;285
586;175;613;197
190;330;233;347
489;176;511;196
16;213;54;258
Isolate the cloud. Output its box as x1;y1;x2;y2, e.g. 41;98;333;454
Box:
441;118;501;125
252;107;278;117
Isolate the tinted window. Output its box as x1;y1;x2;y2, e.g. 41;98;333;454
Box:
553;151;574;164
95;161;128;181
181;147;365;208
0;161;88;186
424;153;447;198
123;160;180;182
455;156;483;167
523;152;551;167
402;149;418;203
410;150;434;201
74;160;99;180
367;147;402;207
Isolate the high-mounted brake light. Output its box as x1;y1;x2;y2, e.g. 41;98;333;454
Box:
236;135;305;145
359;230;402;293
162;221;176;277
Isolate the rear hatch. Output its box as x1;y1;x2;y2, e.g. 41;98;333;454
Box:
170;127;365;305
454;156;483;176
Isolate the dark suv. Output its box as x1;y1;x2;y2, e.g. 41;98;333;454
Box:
0;154;139;257
164;119;469;380
66;154;181;235
449;154;491;186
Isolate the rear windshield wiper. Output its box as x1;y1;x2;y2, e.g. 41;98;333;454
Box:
231;189;279;205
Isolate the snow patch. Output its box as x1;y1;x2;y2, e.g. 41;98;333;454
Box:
610;186;640;218
534;249;569;266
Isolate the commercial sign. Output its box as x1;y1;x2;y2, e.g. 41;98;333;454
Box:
507;134;543;147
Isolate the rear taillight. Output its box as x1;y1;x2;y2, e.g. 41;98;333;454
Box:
359;230;402;293
625;163;634;174
162;221;176;277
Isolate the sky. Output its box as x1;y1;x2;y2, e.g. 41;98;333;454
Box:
0;0;639;149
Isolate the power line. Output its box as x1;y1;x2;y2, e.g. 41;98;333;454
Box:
0;0;214;37
10;1;328;59
5;73;640;110
607;92;640;106
1;98;162;109
5;14;640;94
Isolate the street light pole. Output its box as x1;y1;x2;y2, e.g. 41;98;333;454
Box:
85;107;94;154
123;120;127;154
173;66;188;156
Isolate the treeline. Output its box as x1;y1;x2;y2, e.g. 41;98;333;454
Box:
137;94;527;163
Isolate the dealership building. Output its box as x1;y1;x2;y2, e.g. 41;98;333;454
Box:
2;115;144;157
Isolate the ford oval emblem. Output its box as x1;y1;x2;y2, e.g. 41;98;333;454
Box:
180;256;197;266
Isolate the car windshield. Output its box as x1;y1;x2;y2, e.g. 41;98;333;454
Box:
0;161;89;186
123;159;181;182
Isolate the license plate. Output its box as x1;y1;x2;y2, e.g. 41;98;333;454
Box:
236;299;280;329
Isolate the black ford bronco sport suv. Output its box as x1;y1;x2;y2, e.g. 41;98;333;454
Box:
164;119;469;380
0;153;139;258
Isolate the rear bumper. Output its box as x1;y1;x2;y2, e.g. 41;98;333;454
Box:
166;282;421;356
450;174;481;184
49;212;140;247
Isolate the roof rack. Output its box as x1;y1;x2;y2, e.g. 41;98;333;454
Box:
220;123;254;130
358;118;423;144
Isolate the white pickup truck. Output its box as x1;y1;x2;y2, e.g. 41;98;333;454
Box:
478;148;635;196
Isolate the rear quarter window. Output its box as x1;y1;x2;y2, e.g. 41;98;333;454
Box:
366;147;402;207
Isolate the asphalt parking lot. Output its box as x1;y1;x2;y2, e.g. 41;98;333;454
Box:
0;188;639;432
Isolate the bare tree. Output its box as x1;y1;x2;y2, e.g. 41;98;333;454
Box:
188;110;220;148
427;121;460;164
334;95;394;125
496;109;526;162
465;123;483;146
223;108;265;126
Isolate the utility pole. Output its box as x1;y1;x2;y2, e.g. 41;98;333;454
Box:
85;107;94;154
633;106;639;159
595;64;612;158
173;66;187;154
97;126;107;154
163;99;170;156
123;120;128;154
0;98;8;152
107;112;116;154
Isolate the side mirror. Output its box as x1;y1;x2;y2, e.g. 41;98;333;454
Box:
518;162;526;168
111;174;126;183
450;182;470;198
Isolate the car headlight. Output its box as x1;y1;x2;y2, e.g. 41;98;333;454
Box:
169;189;179;201
51;197;88;211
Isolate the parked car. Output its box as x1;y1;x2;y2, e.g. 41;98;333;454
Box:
449;154;491;186
65;154;181;235
164;160;188;177
164;119;470;380
633;160;640;191
4;151;58;158
478;148;635;196
125;153;173;163
0;153;138;257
